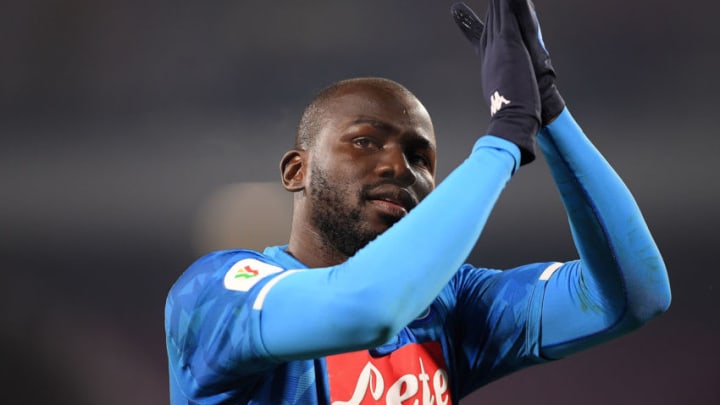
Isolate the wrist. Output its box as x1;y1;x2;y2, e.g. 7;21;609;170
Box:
487;113;540;165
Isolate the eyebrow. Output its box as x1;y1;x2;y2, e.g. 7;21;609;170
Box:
351;117;396;132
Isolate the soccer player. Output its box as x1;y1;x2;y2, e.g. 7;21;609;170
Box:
164;1;671;403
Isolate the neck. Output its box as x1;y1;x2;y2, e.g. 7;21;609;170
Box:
286;224;350;268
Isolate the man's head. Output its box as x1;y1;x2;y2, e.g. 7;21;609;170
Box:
281;77;437;265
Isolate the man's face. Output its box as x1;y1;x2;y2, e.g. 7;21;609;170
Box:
306;85;436;257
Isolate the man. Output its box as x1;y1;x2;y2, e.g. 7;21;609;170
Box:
165;1;671;404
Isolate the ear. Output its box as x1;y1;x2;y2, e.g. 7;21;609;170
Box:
280;149;307;192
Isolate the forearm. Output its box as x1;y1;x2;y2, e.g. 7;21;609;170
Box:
537;108;671;358
261;136;520;360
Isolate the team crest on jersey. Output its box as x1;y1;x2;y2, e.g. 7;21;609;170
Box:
223;259;283;292
327;341;451;405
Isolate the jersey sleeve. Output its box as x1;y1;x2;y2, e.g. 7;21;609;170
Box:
165;250;289;402
535;108;671;358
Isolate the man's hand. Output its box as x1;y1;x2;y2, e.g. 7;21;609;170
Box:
451;1;541;165
511;0;565;125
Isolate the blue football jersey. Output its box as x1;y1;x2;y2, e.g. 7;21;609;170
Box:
166;245;555;404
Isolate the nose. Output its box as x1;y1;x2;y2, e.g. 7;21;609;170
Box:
375;145;416;186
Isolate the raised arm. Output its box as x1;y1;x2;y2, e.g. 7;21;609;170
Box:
510;0;671;358
260;137;521;360
537;109;671;358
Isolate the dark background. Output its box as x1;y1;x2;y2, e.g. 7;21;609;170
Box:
2;0;718;403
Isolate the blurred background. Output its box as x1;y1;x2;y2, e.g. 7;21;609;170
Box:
1;0;718;403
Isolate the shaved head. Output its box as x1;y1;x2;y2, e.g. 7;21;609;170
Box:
295;77;424;150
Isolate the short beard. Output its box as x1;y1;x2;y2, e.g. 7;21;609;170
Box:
308;165;382;258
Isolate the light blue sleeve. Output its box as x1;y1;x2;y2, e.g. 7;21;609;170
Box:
259;136;522;360
537;108;671;359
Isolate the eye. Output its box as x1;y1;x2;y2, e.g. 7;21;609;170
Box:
408;153;431;169
353;137;380;150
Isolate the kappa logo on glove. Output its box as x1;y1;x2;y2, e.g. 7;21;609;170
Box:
327;341;451;405
490;90;511;116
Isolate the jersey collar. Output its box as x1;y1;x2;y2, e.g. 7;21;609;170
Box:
262;245;309;270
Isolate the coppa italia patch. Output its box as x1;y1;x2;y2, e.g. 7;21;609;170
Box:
327;341;451;405
223;259;283;292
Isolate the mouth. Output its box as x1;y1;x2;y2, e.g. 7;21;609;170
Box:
368;198;408;218
366;189;417;219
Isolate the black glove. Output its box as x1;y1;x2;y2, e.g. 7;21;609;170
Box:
511;0;565;126
451;1;540;165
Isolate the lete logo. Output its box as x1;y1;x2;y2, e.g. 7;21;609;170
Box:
327;341;451;405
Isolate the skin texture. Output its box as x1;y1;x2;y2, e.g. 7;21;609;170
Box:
280;78;437;268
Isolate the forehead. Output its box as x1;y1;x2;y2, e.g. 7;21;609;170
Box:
319;85;436;145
